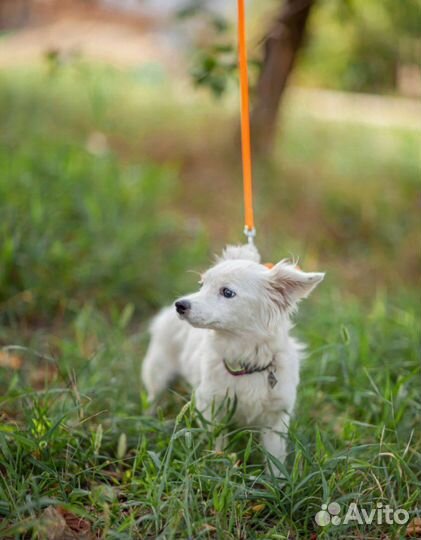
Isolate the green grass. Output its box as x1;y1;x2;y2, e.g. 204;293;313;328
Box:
0;63;419;539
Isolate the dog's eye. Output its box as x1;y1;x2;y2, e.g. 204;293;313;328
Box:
220;287;236;299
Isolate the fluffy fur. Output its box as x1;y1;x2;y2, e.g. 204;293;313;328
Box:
142;244;324;470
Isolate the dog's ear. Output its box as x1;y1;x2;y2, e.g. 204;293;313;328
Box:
218;243;261;263
268;261;324;309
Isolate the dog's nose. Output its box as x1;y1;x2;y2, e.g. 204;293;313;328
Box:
175;299;191;315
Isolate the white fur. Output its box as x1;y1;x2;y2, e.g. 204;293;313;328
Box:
142;244;324;470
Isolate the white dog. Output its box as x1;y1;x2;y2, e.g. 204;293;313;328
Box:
142;244;324;470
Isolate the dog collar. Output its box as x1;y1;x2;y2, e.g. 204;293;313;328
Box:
223;358;278;388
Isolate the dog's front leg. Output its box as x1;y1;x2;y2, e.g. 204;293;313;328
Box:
261;429;286;468
196;392;227;452
261;413;290;475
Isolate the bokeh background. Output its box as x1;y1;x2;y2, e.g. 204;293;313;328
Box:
1;0;420;323
0;1;420;538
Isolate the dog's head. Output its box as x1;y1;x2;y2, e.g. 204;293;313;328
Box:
175;244;324;336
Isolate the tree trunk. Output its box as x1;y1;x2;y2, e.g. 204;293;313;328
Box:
251;0;314;155
0;0;30;30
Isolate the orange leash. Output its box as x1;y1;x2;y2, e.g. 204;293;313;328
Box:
237;0;255;243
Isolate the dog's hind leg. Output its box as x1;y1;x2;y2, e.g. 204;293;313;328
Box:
141;309;181;403
141;345;177;403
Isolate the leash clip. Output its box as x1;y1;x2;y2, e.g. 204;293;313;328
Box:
244;226;256;245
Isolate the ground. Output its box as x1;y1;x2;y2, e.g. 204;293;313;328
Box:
0;60;420;539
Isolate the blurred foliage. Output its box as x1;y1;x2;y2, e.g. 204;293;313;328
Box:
0;62;419;332
177;0;229;32
179;0;421;96
0;68;209;326
298;0;421;93
177;1;238;97
190;43;237;98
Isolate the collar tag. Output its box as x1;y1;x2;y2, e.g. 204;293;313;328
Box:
268;370;278;388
